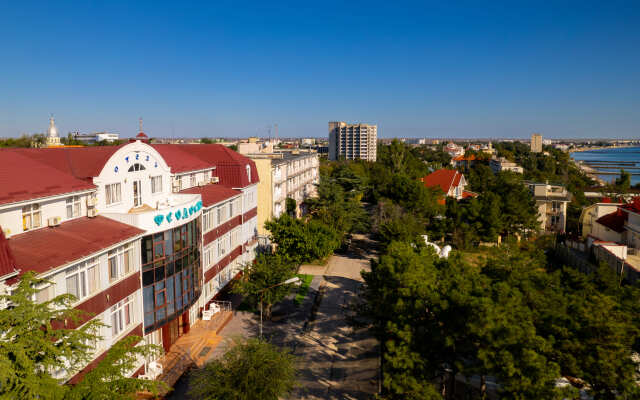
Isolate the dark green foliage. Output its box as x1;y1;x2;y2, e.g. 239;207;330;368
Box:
266;214;341;264
615;169;631;192
233;253;296;318
359;241;640;399
438;171;538;248
285;197;297;216
0;272;161;400
67;336;165;400
188;338;296;400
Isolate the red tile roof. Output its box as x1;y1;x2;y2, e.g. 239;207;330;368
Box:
152;144;259;188
452;154;477;161
150;144;212;173
9;146;123;180
0;150;96;205
136;131;148;139
621;197;640;214
421;169;462;194
462;190;478;199
8;216;144;275
0;230;18;278
180;185;241;207
596;209;628;233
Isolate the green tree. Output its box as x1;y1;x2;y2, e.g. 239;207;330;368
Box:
266;215;341;264
200;137;213;144
233;253;296;318
615;169;631;192
359;242;442;399
188;338;296;400
285;197;296;216
0;272;161;400
66;336;164;400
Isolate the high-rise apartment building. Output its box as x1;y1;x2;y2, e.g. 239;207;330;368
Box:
531;133;543;153
328;121;377;162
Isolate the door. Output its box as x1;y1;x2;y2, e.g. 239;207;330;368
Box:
133;180;142;207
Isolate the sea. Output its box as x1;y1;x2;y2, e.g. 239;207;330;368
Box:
571;146;640;186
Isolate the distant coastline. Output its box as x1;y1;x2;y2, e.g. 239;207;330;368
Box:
569;144;637;153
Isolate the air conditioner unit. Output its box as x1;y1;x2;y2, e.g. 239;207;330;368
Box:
86;197;98;207
210;176;219;184
87;209;98;218
47;216;62;227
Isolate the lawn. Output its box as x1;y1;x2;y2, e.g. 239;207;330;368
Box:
294;274;314;306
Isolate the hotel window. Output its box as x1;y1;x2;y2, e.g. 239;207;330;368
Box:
109;244;134;282
35;284;54;304
128;163;146;172
66;258;100;301
66;196;81;219
111;295;133;337
22;204;41;231
190;174;196;187
66;265;87;300
150;176;162;194
229;201;234;218
105;183;122;205
246;165;251;182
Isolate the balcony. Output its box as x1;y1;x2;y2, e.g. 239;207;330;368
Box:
102;193;202;234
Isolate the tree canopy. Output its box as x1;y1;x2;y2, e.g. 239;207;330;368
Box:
188;338;296;400
0;272;162;400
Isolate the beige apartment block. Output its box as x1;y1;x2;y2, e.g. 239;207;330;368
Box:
531;133;543;153
328;121;377;162
527;182;572;233
249;151;319;236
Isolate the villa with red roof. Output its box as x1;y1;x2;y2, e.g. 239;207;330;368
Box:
0;119;259;383
420;169;477;204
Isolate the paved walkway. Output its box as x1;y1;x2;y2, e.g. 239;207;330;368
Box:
291;234;379;400
168;234;380;399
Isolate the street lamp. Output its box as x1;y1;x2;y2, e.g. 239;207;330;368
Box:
257;276;301;339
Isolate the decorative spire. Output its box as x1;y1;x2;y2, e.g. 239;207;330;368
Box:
48;114;58;138
139;117;143;133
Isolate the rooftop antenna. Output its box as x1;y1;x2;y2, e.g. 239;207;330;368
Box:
274;123;278;143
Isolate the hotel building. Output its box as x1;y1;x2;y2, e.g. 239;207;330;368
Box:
0;124;259;383
247;151;319;236
328;121;377;162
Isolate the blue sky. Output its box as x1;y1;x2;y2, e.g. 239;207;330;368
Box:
1;1;639;139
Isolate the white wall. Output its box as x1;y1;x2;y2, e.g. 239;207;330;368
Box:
0;191;94;238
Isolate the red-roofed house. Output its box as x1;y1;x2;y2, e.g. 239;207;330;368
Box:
593;208;627;243
420;169;477;202
450;154;478;170
0;124;260;384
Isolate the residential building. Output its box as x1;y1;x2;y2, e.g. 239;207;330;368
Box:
581;199;640;282
444;142;465;158
328;121;377;162
421;169;477;204
579;199;622;238
490;157;524;174
450;155;478;170
526;182;572;233
531;133;543;153
247;151;319;235
0;130;259;384
73;131;120;144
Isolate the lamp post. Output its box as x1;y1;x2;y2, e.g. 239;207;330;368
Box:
258;276;301;339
